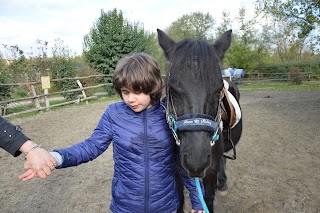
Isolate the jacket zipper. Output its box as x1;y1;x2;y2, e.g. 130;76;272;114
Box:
143;110;149;213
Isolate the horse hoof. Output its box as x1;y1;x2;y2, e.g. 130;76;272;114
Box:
217;184;228;196
217;189;228;196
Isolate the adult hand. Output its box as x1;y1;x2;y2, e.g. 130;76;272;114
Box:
191;210;205;213
18;140;57;181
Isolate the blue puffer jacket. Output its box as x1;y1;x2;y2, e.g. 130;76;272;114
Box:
54;101;203;213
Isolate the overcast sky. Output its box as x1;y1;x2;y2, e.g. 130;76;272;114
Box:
0;0;256;57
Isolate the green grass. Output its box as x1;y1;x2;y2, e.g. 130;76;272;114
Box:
5;105;38;118
239;81;320;91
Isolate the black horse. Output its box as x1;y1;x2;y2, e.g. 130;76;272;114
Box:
157;29;242;213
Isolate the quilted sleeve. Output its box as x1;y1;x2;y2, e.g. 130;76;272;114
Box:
174;146;204;210
54;109;113;168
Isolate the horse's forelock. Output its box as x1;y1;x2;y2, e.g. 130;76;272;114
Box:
169;39;221;79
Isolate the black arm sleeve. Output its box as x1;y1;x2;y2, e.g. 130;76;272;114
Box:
0;116;30;157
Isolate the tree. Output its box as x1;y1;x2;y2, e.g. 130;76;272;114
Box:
236;6;257;45
224;6;268;71
255;0;320;39
0;52;12;114
144;32;167;75
0;57;12;102
83;8;150;76
255;0;320;60
51;38;79;100
216;10;232;37
225;39;265;70
167;11;215;41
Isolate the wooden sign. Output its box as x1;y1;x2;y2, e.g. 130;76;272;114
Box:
41;76;51;89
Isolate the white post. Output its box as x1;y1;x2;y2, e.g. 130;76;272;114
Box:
77;80;88;104
44;88;50;110
30;85;41;110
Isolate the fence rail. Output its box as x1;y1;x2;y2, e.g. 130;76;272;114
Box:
226;72;319;84
0;74;112;118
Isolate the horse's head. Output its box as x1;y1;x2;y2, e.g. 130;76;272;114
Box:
157;29;232;178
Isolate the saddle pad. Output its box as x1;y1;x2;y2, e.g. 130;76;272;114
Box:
223;79;241;128
226;90;241;128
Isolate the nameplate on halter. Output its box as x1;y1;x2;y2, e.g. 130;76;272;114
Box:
183;118;212;125
176;118;217;132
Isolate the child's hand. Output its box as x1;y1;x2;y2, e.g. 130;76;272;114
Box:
19;169;39;181
191;210;205;213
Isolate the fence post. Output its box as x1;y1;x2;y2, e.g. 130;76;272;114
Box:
2;105;6;116
76;80;88;104
30;85;41;110
44;88;50;111
40;76;51;111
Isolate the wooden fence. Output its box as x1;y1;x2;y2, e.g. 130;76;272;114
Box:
1;72;319;118
0;74;112;118
224;72;318;85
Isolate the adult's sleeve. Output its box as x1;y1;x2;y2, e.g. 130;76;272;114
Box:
0;116;30;157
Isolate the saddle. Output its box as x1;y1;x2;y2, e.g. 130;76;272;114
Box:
221;80;241;129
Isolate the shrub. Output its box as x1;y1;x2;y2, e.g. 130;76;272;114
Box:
0;59;12;102
288;67;302;84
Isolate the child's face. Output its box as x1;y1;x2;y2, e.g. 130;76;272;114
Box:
121;88;152;112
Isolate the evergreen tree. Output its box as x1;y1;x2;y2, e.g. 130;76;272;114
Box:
83;8;150;76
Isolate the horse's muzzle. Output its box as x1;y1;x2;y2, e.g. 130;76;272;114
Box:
181;153;212;178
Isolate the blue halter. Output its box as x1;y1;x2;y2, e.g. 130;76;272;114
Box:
167;113;220;146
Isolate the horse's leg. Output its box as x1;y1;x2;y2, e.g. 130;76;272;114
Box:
217;157;228;195
176;171;185;213
203;163;219;213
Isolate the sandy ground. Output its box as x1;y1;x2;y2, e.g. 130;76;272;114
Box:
1;90;319;213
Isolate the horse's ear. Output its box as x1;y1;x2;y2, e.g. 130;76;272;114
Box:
157;29;175;59
213;30;232;60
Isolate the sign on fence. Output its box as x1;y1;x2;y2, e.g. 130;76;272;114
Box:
41;76;51;89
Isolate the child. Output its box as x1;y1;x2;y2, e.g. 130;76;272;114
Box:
20;53;204;213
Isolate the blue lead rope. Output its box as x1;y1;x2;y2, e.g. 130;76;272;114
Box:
195;177;209;213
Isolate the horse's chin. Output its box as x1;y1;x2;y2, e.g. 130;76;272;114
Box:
185;168;207;179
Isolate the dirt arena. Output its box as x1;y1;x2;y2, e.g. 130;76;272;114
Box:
1;90;319;213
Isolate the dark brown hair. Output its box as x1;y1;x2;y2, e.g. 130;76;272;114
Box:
112;53;163;103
